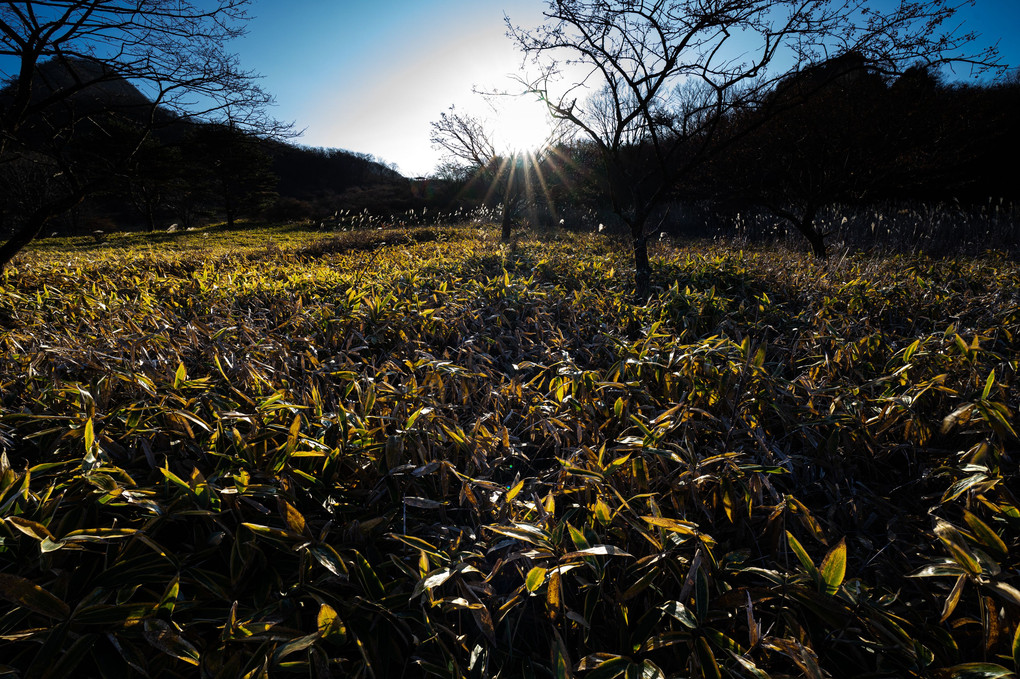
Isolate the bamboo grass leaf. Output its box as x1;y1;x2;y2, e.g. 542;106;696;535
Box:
0;574;70;619
526;566;547;593
981;370;995;400
941;663;1015;679
278;498;307;536
173;363;187;389
786;531;820;583
641;516;699;536
577;655;628;679
1012;620;1020;673
935;521;982;576
819;538;847;595
143;619;200;666
962;510;1007;560
5;517;55;541
942;574;967;622
317;603;347;642
562;545;633;559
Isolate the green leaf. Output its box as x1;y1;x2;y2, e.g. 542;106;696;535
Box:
562;545;633;559
786;531;819;583
935;520;982;576
273;632;319;663
0;573;69;619
908;561;967;578
941;573;967;622
525;566;547;593
962;510;1007;560
173;362;187;389
143;619;200;666
819;538;846;595
242;522;301;541
506;478;525;503
1012;619;1020;673
943;662;1015;679
5;516;55;542
157;577;180;619
567;522;590;551
579;656;628;679
552;631;571;679
981;369;996;400
278;498;307;535
62;527;138;542
786;496;825;543
72;603;152;626
660;600;698;629
695;636;722;679
317;603;347;643
405;406;429;429
84;418;95;453
642;516;699;536
351;550;385;600
903;339;921;362
637;660;665;679
487;523;553;548
308;544;348;578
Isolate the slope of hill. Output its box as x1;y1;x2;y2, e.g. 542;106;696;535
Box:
1;57;410;232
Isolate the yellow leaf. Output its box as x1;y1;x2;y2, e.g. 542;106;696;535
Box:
819;538;847;595
642;516;699;536
546;569;561;621
278;498;306;535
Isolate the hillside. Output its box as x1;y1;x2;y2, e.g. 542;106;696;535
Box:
0;225;1017;677
0;57;409;233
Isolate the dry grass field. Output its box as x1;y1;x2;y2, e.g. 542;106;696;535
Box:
0;224;1017;678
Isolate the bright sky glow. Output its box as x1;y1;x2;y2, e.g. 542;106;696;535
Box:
231;0;559;176
3;1;1017;177
229;0;1020;177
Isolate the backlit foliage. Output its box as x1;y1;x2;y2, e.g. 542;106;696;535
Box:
0;225;1018;677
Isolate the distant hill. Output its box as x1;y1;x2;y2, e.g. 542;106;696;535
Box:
29;56;155;110
2;56;415;230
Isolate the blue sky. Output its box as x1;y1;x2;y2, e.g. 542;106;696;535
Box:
232;1;553;176
233;0;1020;177
3;1;1017;177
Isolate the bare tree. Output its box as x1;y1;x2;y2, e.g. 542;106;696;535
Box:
0;0;283;271
509;0;1000;297
430;105;530;241
430;102;570;241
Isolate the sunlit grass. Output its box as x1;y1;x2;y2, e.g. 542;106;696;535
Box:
0;225;1017;677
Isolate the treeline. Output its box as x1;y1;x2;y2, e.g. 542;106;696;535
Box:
444;61;1019;255
0;57;421;236
5;56;1017;253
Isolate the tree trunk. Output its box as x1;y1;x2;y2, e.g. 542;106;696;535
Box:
501;202;513;242
804;226;826;258
797;213;827;259
785;205;827;259
146;201;157;232
633;234;651;301
500;165;516;242
0;193;85;273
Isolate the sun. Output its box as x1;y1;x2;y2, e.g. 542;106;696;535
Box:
492;95;555;154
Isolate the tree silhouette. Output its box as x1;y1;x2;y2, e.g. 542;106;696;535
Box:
0;0;283;271
188;123;277;230
509;0;1001;296
430;106;527;241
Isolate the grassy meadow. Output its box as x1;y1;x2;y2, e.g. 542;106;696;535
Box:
0;223;1018;678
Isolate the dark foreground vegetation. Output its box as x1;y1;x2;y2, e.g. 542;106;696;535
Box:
0;225;1017;678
